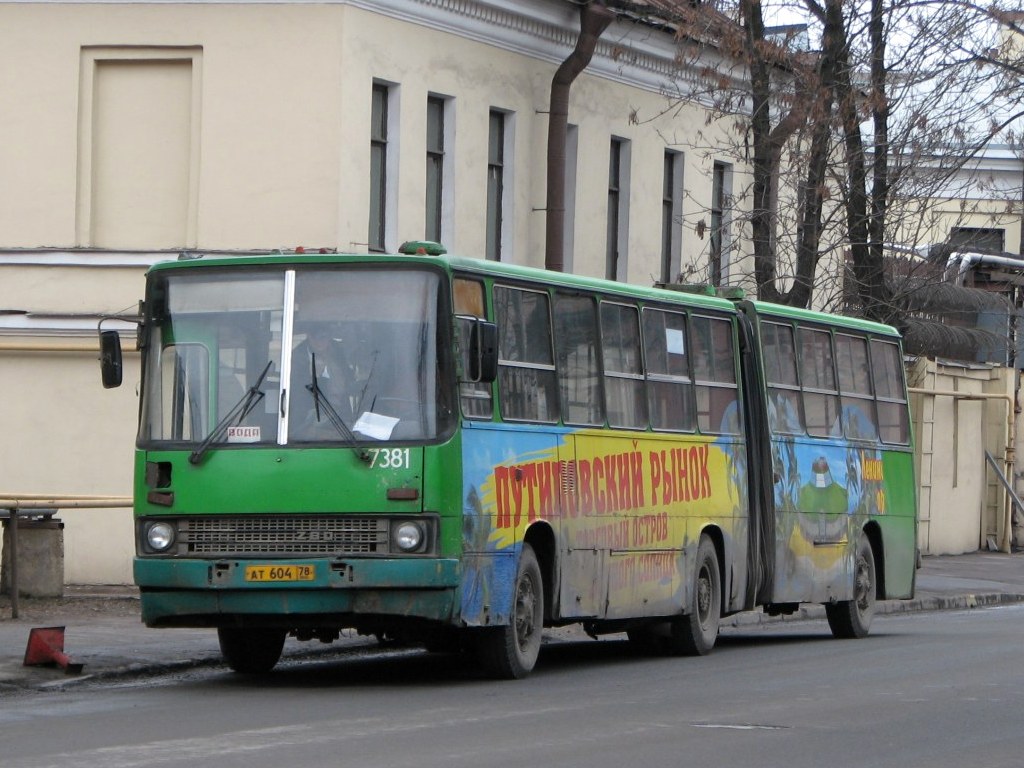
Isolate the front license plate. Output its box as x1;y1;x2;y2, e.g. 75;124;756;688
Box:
244;564;316;582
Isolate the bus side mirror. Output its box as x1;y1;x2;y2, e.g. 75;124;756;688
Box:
99;330;124;389
468;320;498;384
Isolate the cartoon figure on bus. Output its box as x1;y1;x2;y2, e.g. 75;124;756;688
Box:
798;456;848;515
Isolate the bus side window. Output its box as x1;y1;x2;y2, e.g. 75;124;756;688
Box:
691;315;739;434
494;285;559;423
871;339;910;444
554;293;604;426
600;302;646;429
762;322;803;435
642;307;694;431
454;278;493;419
836;333;878;441
798;327;841;437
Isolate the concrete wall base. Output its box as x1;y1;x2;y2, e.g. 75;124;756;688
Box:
0;519;64;598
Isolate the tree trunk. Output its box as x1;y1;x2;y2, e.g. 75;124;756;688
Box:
545;2;614;273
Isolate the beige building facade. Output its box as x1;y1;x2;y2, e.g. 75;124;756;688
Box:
890;143;1024;258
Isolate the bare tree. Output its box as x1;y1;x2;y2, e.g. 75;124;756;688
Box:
629;0;1024;332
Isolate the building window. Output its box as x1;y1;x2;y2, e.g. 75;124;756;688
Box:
486;110;506;261
606;138;630;281
949;227;1005;253
661;150;684;284
425;95;446;243
369;83;390;252
710;161;730;285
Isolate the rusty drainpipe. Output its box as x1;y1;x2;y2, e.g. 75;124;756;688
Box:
545;1;615;273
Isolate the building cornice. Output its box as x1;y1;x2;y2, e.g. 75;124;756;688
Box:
8;0;728;103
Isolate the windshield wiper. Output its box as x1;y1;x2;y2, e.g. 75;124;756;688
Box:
307;354;370;463
189;360;273;465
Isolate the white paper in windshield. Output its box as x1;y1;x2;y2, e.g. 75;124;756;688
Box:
353;411;400;440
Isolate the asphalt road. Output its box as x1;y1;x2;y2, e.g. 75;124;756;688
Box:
1;605;1022;768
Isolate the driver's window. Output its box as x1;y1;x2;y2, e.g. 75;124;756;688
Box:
161;343;209;441
455;278;492;419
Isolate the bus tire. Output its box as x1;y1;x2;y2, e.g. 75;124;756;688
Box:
667;535;721;656
826;533;876;639
476;543;544;679
217;627;286;674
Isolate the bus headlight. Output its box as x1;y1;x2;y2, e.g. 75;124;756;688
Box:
393;521;425;553
146;521;176;552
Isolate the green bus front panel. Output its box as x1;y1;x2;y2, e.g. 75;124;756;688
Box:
136;447;427;516
133;437;466;628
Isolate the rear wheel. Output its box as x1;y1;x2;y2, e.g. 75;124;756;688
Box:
476;543;544;679
666;535;721;656
217;627;286;674
826;533;876;639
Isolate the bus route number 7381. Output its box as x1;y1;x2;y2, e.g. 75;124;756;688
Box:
369;448;411;469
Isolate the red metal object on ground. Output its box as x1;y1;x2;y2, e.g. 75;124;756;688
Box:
23;626;84;674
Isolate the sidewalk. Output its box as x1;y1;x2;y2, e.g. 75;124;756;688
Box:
1;551;1022;691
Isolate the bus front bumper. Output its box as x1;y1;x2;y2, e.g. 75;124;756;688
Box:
134;557;460;627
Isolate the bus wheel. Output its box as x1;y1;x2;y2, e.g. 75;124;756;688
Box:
217;627;286;674
476;543;544;679
826;533;876;639
667;535;721;656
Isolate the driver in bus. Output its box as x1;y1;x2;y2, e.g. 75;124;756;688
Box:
290;324;355;439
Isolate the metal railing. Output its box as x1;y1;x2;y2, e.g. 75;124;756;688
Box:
1;495;132;618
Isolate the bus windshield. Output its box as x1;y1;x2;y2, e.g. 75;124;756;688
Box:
139;266;452;448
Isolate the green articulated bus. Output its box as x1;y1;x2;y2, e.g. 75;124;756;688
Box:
99;243;917;679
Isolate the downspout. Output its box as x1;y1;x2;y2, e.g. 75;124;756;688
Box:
545;1;614;273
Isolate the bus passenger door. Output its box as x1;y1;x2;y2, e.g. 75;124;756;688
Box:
557;434;608;619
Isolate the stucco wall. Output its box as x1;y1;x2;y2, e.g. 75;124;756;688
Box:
0;2;747;280
0;345;139;583
909;358;1017;555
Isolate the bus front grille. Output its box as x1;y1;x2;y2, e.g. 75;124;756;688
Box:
178;516;389;556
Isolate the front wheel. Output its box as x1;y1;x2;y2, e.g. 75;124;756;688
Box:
217;627;287;674
826;533;877;639
475;543;544;679
666;535;721;656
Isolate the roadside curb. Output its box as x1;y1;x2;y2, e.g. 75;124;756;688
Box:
22;636;385;692
723;591;1024;628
